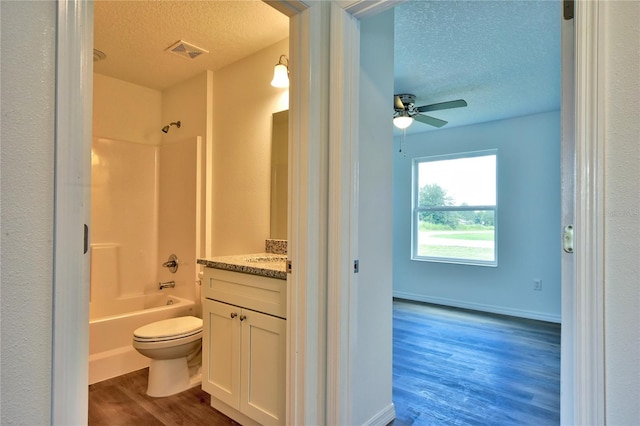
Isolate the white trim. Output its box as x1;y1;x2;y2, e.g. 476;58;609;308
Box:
340;0;403;19
393;292;562;324
572;1;606;424
560;4;577;424
266;0;308;17
52;0;93;424
361;403;397;426
326;4;360;425
276;1;330;425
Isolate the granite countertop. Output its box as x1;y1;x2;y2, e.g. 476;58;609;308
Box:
197;253;287;280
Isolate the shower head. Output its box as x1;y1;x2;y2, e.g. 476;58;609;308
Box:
161;121;181;133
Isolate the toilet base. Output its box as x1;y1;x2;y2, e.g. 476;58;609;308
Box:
146;357;202;397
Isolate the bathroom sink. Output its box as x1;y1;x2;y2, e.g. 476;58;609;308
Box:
243;254;287;263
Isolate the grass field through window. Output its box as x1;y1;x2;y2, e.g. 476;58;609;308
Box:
417;226;495;262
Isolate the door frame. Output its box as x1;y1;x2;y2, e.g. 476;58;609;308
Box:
53;0;604;425
52;1;93;424
309;1;605;424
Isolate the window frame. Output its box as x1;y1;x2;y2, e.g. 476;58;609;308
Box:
411;149;498;267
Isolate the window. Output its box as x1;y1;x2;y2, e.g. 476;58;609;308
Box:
412;150;497;266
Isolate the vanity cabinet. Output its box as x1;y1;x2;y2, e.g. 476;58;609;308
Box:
202;268;286;426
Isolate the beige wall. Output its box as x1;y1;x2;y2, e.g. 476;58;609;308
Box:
93;73;162;145
211;38;289;256
162;71;212;144
159;72;212;302
156;136;201;302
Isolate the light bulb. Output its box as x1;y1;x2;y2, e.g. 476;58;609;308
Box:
393;115;413;129
271;63;289;88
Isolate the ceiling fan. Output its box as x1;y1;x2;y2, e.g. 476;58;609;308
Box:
393;94;467;129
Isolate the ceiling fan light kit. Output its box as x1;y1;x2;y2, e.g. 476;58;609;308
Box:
393;113;413;129
393;93;468;129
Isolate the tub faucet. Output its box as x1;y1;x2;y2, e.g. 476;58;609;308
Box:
159;280;176;290
162;254;179;273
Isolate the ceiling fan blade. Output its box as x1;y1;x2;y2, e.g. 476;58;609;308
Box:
416;99;468;113
394;95;405;110
414;114;448;128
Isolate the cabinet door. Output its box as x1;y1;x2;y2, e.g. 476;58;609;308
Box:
202;299;241;409
240;310;287;426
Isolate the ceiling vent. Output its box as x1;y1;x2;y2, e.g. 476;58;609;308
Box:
165;40;208;60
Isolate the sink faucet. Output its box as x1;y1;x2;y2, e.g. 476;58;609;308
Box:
159;280;176;290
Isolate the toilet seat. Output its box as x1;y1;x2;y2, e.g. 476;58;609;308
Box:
133;316;202;343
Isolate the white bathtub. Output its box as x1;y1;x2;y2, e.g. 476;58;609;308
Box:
89;294;197;384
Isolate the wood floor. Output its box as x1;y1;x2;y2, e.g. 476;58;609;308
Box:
88;369;238;425
89;300;560;425
391;299;561;426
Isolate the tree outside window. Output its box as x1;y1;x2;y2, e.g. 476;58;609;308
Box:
412;151;497;266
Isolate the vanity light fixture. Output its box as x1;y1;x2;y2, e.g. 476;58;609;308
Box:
393;111;414;129
270;54;289;88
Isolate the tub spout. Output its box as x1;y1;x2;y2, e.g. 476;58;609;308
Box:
159;281;176;290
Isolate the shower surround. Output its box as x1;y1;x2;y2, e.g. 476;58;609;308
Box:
90;136;202;382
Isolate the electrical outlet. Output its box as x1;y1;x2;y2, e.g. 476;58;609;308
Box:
533;279;542;291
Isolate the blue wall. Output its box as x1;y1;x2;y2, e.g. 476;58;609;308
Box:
393;111;561;322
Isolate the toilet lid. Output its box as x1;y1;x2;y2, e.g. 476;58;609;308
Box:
133;316;202;340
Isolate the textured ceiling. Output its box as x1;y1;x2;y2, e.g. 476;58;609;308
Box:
93;0;289;90
394;0;561;134
94;1;560;133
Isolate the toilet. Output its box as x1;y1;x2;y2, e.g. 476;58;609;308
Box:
132;316;203;397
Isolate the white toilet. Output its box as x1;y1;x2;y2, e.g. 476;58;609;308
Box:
132;316;203;397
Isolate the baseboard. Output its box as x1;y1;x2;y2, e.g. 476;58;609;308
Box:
362;403;396;426
393;291;561;323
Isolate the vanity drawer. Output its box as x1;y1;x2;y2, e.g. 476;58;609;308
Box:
203;268;287;319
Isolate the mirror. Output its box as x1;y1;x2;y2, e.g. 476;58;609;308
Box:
270;110;288;239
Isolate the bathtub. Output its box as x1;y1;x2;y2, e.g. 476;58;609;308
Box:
89;294;197;384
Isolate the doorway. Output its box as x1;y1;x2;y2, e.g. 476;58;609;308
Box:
388;1;564;421
54;1;603;424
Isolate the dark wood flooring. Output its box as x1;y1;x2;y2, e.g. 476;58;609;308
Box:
391;299;561;426
89;300;560;425
88;368;238;425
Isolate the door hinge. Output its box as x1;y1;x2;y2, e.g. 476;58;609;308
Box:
563;0;574;20
563;225;574;253
84;224;89;254
286;260;292;274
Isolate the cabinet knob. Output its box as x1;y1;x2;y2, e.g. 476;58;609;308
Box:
230;312;238;319
240;314;247;321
